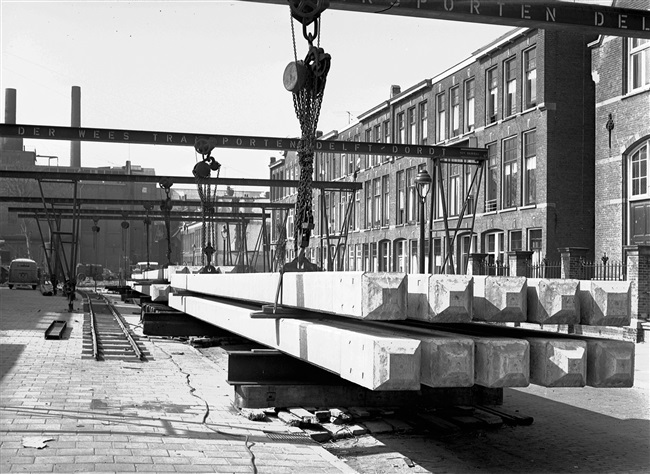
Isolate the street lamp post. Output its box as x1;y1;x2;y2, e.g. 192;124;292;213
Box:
221;225;228;266
415;169;432;274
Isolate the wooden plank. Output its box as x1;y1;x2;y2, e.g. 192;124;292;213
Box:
407;274;473;323
168;293;420;391
171;272;407;320
472;276;527;323
578;280;631;326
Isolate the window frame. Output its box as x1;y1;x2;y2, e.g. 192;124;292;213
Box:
464;78;475;132
523;129;537;205
436;92;446;142
487;67;498;124
523;46;537;109
504;57;517;117
502;136;518;209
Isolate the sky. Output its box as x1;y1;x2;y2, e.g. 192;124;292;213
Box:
0;0;515;184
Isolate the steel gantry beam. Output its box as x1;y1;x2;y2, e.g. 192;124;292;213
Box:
8;207;270;220
0;196;295;210
0;124;488;161
241;0;650;39
0;168;363;191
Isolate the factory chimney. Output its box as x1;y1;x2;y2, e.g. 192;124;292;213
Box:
2;88;22;151
70;86;81;168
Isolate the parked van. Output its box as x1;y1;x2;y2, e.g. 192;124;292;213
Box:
8;258;40;290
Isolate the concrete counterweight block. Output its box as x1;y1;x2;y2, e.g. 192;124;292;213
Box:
528;338;587;387
579;280;631;326
407;274;473;323
586;339;635;387
150;284;171;302
473;338;530;388
527;278;580;324
473;276;527;322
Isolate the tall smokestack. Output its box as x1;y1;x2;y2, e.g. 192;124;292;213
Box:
2;88;22;151
70;86;81;168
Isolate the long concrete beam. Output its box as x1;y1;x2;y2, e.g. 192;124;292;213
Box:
168;293;421;391
336;320;474;388
527;278;580;324
171;272;407;320
578;280;631;327
407;274;473;323
472;276;527;323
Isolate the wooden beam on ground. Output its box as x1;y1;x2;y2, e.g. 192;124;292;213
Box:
168;293;421;391
578;280;631;326
407;274;473;323
527;278;580;324
472;276;527;323
170;272;407;320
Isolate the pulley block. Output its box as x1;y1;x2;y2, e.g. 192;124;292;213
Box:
289;0;329;26
121;221;129;230
160;199;173;212
283;60;308;93
304;45;331;79
194;138;214;156
193;160;212;179
92;225;100;233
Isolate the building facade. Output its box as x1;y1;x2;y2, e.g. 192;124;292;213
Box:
591;0;650;262
271;26;597;274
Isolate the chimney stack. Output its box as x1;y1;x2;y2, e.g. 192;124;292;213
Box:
70;86;81;168
390;85;401;98
2;88;22;151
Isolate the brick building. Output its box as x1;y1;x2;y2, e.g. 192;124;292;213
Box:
591;0;650;262
271;26;597;274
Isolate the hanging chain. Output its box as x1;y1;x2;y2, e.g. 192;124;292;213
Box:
193;148;221;273
286;7;330;259
159;178;174;267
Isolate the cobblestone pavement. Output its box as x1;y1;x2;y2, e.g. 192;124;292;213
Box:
1;287;648;474
0;288;355;474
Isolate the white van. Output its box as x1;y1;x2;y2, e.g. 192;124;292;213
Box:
8;258;40;290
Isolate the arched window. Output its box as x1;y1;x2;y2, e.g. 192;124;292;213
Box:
629;139;650;245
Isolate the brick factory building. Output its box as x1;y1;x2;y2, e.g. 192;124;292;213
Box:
591;0;650;262
271;25;598;274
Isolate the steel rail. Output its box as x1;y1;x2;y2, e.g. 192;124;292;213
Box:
101;294;144;361
84;292;100;361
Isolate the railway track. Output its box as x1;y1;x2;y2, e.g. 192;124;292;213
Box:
80;290;149;361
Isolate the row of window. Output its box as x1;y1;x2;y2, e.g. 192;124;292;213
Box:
301;227;544;274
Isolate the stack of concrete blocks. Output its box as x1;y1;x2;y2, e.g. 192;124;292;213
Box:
167;272;636;392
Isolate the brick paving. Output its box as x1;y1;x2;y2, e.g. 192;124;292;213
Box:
0;288;356;473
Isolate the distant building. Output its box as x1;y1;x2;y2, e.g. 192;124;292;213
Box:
271;26;597;274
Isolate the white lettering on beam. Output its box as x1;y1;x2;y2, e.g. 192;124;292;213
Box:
521;4;531;20
470;0;479;14
49;128;55;137
546;7;556;22
444;0;453;12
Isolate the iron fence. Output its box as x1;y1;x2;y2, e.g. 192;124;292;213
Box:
526;259;562;279
581;256;625;281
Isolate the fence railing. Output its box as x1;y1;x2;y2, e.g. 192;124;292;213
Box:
477;260;510;276
526;259;562;279
580;257;625;281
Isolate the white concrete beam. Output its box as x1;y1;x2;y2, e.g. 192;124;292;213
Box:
168;294;421;391
586;339;635;388
527;279;580;324
578;280;631;326
407;275;473;323
472;276;527;323
527;338;587;387
171;272;407;320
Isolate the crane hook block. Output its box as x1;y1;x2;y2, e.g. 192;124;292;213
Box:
289;0;329;26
